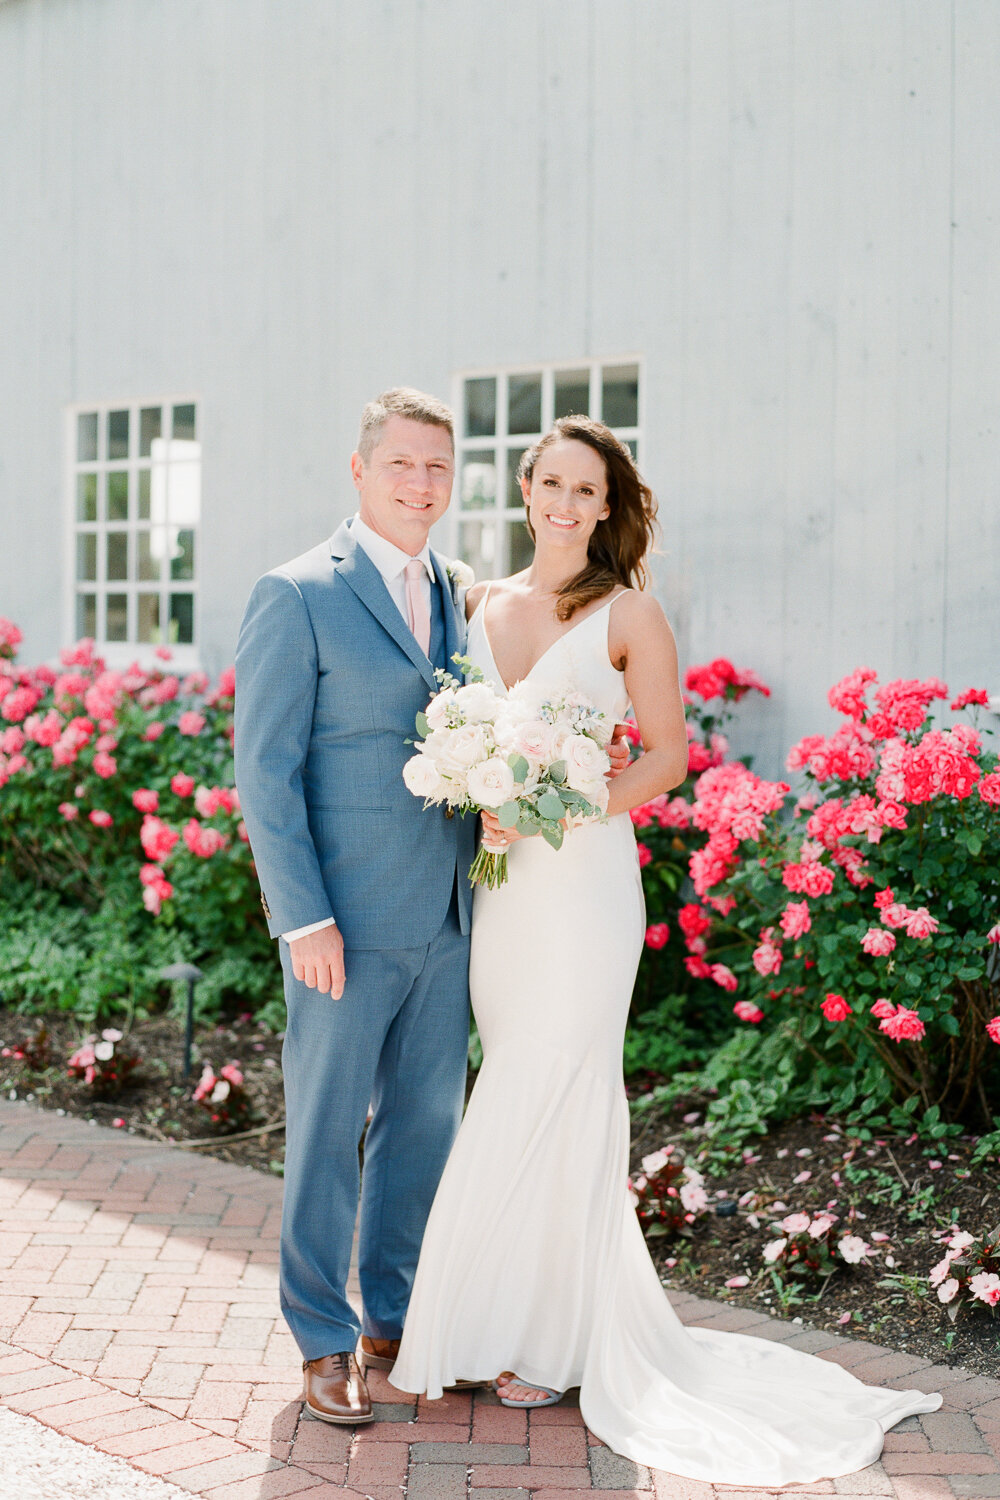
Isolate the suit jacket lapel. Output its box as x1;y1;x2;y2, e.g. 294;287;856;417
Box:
431;550;464;677
331;524;438;692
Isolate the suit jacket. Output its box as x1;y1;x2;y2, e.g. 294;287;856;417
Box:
234;518;476;949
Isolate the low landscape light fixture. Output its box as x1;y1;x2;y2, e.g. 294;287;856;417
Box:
160;962;204;1080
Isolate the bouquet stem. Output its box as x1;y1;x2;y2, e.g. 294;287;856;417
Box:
468;845;509;889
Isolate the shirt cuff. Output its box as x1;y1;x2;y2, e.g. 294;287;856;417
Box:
282;917;337;943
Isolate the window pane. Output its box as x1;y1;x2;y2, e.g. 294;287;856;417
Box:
464;378;496;438
459;518;498;582
625;438;638;460
460;451;496;510
169;593;194;645
172;403;196;441
601;363;639;428
170;529;195;581
509;515;535;573
508;374;542;435
106;532;128;582
107;409;130;460
137;530;162;582
106;593;128;642
107;470;129;521
76;533;97;582
76;593;97;638
137;469;151;520
76;473;97;522
506;447;527;508
77;413;98;462
554;369;590;420
137;593;160;643
139;407;162;456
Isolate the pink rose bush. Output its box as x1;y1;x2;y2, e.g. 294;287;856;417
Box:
927;1224;1000;1322
669;668;1000;1129
0;625;273;1023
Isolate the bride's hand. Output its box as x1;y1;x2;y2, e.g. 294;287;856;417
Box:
481;809;524;850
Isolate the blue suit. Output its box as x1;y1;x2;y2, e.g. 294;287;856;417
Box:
234;518;476;1357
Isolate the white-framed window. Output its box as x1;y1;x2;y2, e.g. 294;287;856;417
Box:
449;359;641;579
68;400;201;664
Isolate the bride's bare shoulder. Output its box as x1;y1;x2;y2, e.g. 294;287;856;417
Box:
464;580;490;620
609;588;675;656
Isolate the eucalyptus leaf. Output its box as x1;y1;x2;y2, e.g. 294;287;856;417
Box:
497;801;520;829
415;711;430;739
536;791;566;821
548;760;566;784
541;822;564;851
507;753;530;783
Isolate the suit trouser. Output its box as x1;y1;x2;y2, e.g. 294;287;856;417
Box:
278;894;470;1360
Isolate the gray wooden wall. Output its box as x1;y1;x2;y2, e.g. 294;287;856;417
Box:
1;0;997;776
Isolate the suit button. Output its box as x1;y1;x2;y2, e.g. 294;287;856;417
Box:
444;806;455;819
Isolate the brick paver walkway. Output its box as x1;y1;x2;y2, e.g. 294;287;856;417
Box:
0;1100;997;1500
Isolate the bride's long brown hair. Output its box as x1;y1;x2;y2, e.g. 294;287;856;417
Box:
517;415;658;621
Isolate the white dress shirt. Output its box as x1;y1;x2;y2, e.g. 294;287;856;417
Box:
282;514;436;944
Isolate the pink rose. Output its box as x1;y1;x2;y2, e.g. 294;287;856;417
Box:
861;927;896;956
987;923;1000;945
89;809;113;828
171;772;196;797
183;818;227;858
977;771;1000;806
178;710;206;736
733;1000;763;1023
985;1016;1000;1045
140;814;180;862
58;802;78;820
951;687;989;710
678;903;712;942
752;939;783;977
880;902;910;930
132;788;159;813
636;842;652;868
684;956;713;979
92;750;117;779
779;900;811;940
143;720;166;741
870;998;897;1020
904;907;938;940
711;964;738;993
879;1006;925;1042
1;726;25;754
821;993;852;1023
644;923;670;950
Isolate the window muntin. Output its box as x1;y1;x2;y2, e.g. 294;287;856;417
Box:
71;401;200;655
452;360;640;579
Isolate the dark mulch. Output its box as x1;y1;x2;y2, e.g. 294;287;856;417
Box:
0;1009;287;1174
3;1009;997;1377
629;1087;1000;1379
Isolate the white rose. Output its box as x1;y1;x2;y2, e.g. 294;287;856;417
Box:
506;680;550;720
426;688;457;731
446;558;475;589
439;723;488;772
402;753;446;800
510;719;559;766
466;757;515;809
563;734;610;793
453;682;497;724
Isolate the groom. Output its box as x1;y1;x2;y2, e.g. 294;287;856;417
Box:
234;388;478;1423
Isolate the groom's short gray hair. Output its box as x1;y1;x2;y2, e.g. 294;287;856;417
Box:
358;388;455;461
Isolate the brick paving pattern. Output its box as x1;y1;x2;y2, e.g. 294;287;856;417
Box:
0;1100;997;1499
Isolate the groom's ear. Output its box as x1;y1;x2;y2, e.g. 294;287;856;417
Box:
350;451;365;491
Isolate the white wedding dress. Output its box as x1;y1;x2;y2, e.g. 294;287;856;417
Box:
389;592;941;1486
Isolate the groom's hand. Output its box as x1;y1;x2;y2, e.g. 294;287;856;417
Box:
290;926;346;999
606;725;632;780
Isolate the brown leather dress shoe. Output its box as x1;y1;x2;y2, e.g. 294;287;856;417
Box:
358;1335;400;1373
303;1352;373;1424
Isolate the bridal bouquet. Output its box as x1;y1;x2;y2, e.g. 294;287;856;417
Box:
402;657;613;887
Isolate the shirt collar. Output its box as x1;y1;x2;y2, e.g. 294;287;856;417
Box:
351;513;434;583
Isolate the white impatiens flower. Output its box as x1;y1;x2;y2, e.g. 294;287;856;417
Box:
946;1230;976;1253
680;1176;709;1214
466;758;515;809
641;1147;674;1175
402;753;446;800
837;1235;871;1265
808;1214;838;1239
937;1277;960;1304
93;1040;115;1063
928;1257;955;1288
763;1238;787;1262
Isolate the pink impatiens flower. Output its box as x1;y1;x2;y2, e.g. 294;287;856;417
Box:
937;1278;960;1304
968;1272;1000;1307
838;1235;871;1264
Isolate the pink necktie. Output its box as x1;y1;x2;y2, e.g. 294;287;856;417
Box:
404;558;431;656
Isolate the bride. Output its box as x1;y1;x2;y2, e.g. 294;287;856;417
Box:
388;415;941;1485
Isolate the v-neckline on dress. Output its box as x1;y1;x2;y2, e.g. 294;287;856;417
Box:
475;588;626;694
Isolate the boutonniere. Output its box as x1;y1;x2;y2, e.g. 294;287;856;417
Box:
444;558;475;603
